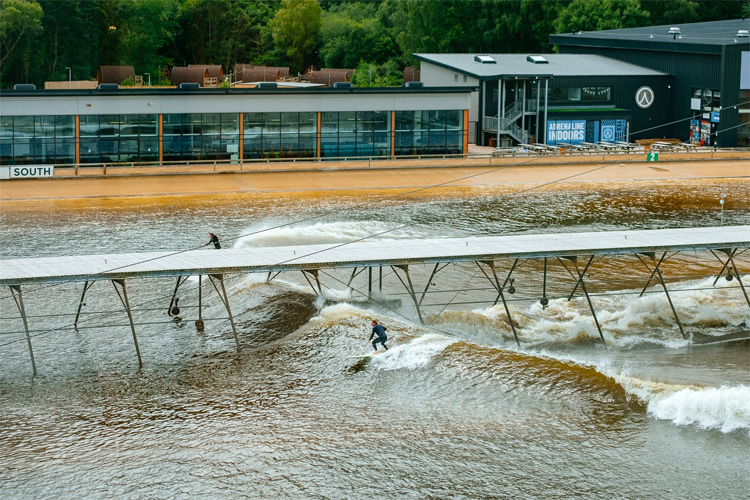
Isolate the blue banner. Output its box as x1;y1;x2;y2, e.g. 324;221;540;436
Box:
546;120;586;145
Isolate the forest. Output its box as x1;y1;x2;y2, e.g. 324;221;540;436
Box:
1;0;747;89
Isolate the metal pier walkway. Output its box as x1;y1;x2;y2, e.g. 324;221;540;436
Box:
3;226;749;375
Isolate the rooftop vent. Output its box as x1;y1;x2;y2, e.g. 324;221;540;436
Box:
738;30;749;38
97;83;120;90
13;84;36;90
474;55;496;64
668;27;681;35
403;81;424;88
256;82;277;88
332;81;352;88
526;55;548;64
178;82;200;89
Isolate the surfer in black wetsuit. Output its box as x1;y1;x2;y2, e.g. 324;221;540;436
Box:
369;320;388;352
204;231;221;249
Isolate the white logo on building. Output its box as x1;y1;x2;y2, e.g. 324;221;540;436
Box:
636;86;655;109
601;125;615;141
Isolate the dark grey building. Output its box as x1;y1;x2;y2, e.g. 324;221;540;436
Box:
415;53;670;147
551;19;750;147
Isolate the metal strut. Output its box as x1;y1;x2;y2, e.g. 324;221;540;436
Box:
167;276;189;316
419;263;449;306
301;269;322;295
491;258;519;306
9;285;36;376
74;280;95;329
208;274;241;352
111;279;143;368
636;252;687;340
391;265;424;324
477;261;521;347
560;256;606;345
711;248;750;309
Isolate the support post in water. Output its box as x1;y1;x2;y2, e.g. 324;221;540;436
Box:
636;252;687;339
10;285;36;376
561;255;606;345
392;264;424;324
478;260;521;347
209;274;240;351
74;280;95;329
111;279;143;368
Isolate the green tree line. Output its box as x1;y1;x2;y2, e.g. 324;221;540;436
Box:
1;0;746;89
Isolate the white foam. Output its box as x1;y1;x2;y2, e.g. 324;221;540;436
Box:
647;385;750;433
370;334;456;371
233;221;428;248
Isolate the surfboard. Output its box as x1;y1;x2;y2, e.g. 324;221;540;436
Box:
350;351;383;359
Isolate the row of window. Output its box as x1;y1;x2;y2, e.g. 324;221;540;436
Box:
0;110;464;164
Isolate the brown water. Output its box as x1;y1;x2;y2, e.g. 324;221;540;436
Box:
1;178;749;499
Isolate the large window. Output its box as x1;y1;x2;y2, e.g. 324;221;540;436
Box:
320;111;389;158
164;113;239;161
243;112;317;159
395;110;461;155
0;115;75;165
79;114;158;163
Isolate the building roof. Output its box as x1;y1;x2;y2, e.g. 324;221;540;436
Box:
550;19;750;53
414;53;668;80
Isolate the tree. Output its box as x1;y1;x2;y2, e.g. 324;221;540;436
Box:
0;0;44;85
320;2;397;68
37;0;102;84
350;59;402;87
554;0;651;33
269;0;322;72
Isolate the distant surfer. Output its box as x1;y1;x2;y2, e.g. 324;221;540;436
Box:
204;231;221;249
369;319;388;353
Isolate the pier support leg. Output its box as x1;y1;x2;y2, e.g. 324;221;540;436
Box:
491;259;518;306
419;263;448;306
10;285;36;376
209;274;241;352
195;275;205;331
478;261;520;347
562;256;606;345
168;276;189;316
636;252;687;339
74;280;95;329
111;279;143;368
712;249;750;309
302;269;323;295
391;265;424;324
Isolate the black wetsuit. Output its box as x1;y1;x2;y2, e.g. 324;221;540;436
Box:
207;233;221;249
369;324;388;351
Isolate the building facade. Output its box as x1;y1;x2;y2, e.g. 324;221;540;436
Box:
416;53;670;147
551;19;750;147
0;87;472;166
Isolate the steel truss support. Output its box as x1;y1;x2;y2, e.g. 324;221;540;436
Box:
635;252;687;340
111;279;143;368
391;265;424;324
476;261;521;347
559;256;606;345
489;259;519;306
347;267;368;289
9;285;36;376
208;274;241;352
167;276;189;316
301;269;322;295
420;263;450;306
196;275;205;331
74;280;95;329
711;248;750;309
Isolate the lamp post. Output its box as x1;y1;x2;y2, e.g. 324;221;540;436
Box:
65;67;71;88
144;73;151;87
720;193;725;226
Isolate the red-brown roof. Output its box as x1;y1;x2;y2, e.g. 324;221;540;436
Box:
97;66;136;84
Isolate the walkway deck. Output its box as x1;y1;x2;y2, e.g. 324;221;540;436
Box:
2;226;748;285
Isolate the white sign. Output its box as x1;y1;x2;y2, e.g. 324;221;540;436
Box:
636;86;655;109
690;98;701;110
8;165;55;178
